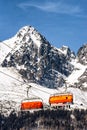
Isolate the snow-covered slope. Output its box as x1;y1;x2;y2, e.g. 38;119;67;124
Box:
0;66;87;115
0;66;58;115
66;59;86;85
0;25;87;115
0;67;27;115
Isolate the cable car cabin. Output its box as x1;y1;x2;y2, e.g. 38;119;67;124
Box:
21;98;43;111
49;93;73;106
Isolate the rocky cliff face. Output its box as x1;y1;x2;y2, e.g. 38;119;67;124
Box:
77;44;87;65
1;26;75;88
72;44;87;90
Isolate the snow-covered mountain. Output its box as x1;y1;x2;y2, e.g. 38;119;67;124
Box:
1;26;75;88
0;25;87;115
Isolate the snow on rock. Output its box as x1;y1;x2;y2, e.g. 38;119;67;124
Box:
77;43;87;65
16;26;42;48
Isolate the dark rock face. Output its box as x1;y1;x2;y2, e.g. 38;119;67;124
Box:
76;68;87;90
77;44;87;65
1;26;75;88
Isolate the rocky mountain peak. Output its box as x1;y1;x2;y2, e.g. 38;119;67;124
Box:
77;43;87;65
60;45;76;61
16;26;39;40
1;25;75;88
15;25;49;49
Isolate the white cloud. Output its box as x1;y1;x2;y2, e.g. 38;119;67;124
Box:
18;1;82;15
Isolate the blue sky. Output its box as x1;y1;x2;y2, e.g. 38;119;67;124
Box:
0;0;87;53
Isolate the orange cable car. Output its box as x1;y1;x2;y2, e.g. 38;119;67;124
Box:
21;85;43;111
21;97;43;110
49;93;73;106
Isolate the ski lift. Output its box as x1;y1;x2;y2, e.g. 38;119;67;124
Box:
21;85;43;111
49;79;73;107
49;92;73;107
